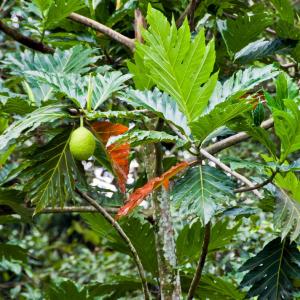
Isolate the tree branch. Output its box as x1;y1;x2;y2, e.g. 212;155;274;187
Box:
76;189;151;300
36;206;118;214
234;171;277;193
68;13;135;51
197;148;262;198
176;0;201;28
187;221;211;300
204;118;274;155
0;20;54;53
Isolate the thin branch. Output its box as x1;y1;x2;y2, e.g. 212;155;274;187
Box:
176;0;201;28
187;221;211;300
198;148;262;198
68;13;135;51
204;118;274;156
0;20;54;53
234;172;277;193
76;189;151;300
36;206;119;214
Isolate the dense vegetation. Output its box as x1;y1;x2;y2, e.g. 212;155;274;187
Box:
0;0;300;299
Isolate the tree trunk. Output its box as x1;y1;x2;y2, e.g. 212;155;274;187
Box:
144;139;181;299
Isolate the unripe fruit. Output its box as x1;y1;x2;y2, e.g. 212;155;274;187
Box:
69;127;95;160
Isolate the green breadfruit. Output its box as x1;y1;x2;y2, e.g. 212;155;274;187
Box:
69;127;95;160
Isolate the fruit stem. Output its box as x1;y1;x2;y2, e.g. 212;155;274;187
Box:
80;116;84;127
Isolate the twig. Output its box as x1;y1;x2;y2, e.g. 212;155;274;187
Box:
176;0;201;28
134;8;146;43
234;172;277;193
187;221;211;300
76;189;151;300
0;20;54;53
36;206;118;214
204;118;274;155
68;13;135;51
198;149;262;198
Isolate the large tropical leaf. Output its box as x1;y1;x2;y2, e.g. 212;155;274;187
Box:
23;131;85;212
208;65;279;110
234;38;293;64
28;71;131;109
273;100;300;160
4;46;98;104
217;12;272;55
190;97;251;141
0;244;27;263
239;237;300;300
5;45;98;76
273;172;300;241
172;166;235;225
0;104;68;152
132;6;218;122
228;115;277;157
108;129;186;148
120;88;190;135
0;188;31;222
176;218;241;265
43;0;86;29
45;280;89;300
82;214;158;275
181;274;245;300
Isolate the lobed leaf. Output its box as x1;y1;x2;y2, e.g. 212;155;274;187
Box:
0;104;68;152
240;237;300;299
172;166;235;225
132;6;217;122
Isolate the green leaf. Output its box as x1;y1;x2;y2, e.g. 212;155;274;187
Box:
45;280;90;300
0;104;68;152
0;244;27;263
198;275;245;300
5;45;98;76
217;13;272;55
32;0;52;13
229;116;277;157
88;276;143;299
172;166;235;224
133;6;217;122
208;65;279;109
86;110;146;120
190;98;251;141
0;189;31;222
273;100;300;160
5;46;98;104
240;237;300;300
235;38;292;64
29;71;131;109
181;274;245;300
265;73;299;111
176;218;241;264
273;172;300;241
120;88;190;135
44;0;86;29
253;101;265;126
23;131;85;212
127;51;153;90
108;129;186;148
82;214;158;275
271;0;294;24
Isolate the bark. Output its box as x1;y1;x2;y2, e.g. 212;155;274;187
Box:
144;119;181;299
